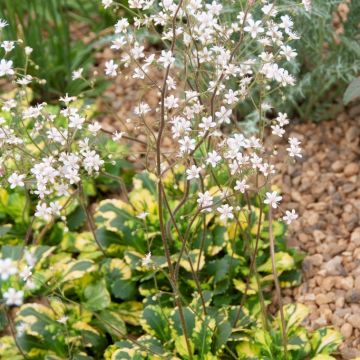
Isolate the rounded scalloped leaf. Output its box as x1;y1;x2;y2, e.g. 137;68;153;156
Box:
116;301;143;326
61;259;97;283
233;277;258;295
236;341;261;358
311;327;343;355
281;303;310;333
257;252;295;274
140;305;171;342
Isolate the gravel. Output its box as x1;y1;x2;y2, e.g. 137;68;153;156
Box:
275;111;360;357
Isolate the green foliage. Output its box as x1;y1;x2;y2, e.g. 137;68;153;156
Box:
279;0;360;121
344;77;360;104
0;170;342;359
0;0;114;101
228;0;360;123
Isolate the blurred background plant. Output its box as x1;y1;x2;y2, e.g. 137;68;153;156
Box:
281;0;360;122
226;0;360;125
0;0;125;102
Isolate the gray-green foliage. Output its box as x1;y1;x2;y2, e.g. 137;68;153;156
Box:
281;0;360;121
229;0;360;122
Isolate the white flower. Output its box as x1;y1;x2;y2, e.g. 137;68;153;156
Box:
179;136;196;155
35;202;52;221
164;95;179;109
16;322;28;336
134;102;151;116
0;19;8;29
88;121;101;134
50;201;61;217
287;137;302;158
22;104;44;119
8;172;25;189
287;145;302;158
215;106;232;124
262;3;277;17
0;258;18;280
20;266;33;281
264;191;282;209
83;150;104;174
3;288;24;306
105;60;118;77
113;131;125;141
234;179;249;193
283;209;298;224
197;191;213;212
244;19;264;39
69;113;85;129
0;59;15;76
206;150;221;167
137;211;149;219
224;89;239;105
111;37;127;50
57;316;68;324
59;93;76;104
280;45;297;61
158;50;175;68
199;116;216;131
217;204;234;221
16;75;33;85
102;0;113;9
302;0;311;11
141;252;152;267
115;18;129;33
72;68;83;80
271;124;285;137
186;165;201;180
1;41;15;53
280;15;293;33
25;46;33;55
276;112;289;126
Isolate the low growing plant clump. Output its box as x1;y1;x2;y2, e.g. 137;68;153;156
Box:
0;0;343;359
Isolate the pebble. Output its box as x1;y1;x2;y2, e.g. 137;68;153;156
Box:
341;323;353;339
346;289;360;303
331;160;344;172
321;277;336;291
341;347;360;360
335;296;345;309
313;230;326;243
307;254;324;267
315;293;335;305
351;228;360;245
344;163;359;177
324;256;347;276
339;276;354;291
347;314;360;329
355;277;360;290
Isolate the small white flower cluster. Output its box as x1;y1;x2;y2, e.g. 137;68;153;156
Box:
0;21;108;223
101;1;304;225
0;94;105;221
0;250;37;307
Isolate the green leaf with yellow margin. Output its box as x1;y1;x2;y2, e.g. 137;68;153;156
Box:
311;327;342;355
141;305;171;342
84;279;111;311
257;252;295;274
